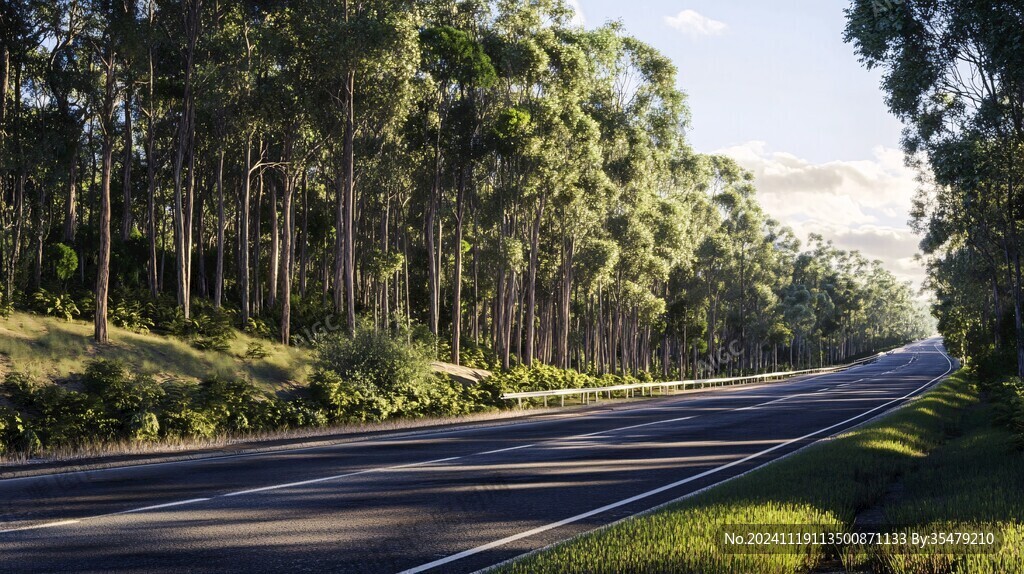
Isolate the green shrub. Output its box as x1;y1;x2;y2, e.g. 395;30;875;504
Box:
314;328;434;396
169;306;237;353
17;429;42;456
52;242;78;281
2;371;39;406
31;385;114;447
244;317;273;339
309;369;395;422
0;407;24;455
110;298;155;333
82;360;165;438
989;376;1024;448
191;375;290;433
31;288;80;321
280;399;329;428
311;328;446;421
129;411;160;441
157;381;216;439
244;341;270;360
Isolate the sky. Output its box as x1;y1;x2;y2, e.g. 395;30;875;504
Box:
569;0;927;293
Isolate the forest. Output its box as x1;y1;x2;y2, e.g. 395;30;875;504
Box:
0;0;932;386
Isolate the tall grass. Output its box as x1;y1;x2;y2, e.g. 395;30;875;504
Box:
497;374;995;574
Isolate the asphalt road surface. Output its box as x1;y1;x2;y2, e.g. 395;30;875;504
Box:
0;339;954;573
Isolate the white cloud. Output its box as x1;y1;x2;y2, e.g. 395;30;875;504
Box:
664;9;727;37
715;141;928;293
566;0;586;27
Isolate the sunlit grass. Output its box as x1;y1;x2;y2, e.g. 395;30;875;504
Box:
498;373;1002;574
0;311;309;391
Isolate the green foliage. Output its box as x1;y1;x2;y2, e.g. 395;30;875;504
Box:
0;407;24;455
489;363;639;394
170;306;236;353
310;329;500;422
129;412;160;441
244;317;273;339
981;376;1024;449
243;341;270;361
31;289;80;322
109;298;155;333
52;243;79;282
314;328;433;400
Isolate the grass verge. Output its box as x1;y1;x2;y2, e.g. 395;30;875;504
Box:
495;371;1024;574
0;311;308;391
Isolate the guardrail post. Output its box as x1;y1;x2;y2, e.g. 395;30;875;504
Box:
543;396;548;408
518;397;523;408
561;395;565;407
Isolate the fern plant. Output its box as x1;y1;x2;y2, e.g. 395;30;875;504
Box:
32;289;80;322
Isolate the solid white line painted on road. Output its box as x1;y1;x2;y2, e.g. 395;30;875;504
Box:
222;456;463;497
0;520;81;534
398;346;954;574
109;498;212;515
575;416;696;438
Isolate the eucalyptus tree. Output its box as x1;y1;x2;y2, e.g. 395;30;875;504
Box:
846;0;1024;374
418;6;497;360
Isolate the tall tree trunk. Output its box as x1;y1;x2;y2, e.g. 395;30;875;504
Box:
280;169;294;345
450;166;466;364
63;145;79;244
299;171;308;297
555;235;574;368
268;177;279;309
214;148;225;307
524;194;545;365
95;53;116;344
341;0;356;336
172;0;201;319
145;46;157;297
121;88;133;241
240;136;253;324
425;151;440;337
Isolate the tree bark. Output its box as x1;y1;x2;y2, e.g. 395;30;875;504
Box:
121;88;133;241
172;0;201;319
524;194;545;365
214;148;225;307
95;53;117;344
451;166;467;364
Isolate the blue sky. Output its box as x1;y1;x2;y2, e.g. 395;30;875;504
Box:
571;0;926;291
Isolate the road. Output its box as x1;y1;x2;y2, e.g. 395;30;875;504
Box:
0;339;954;573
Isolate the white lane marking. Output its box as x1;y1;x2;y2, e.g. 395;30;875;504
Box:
222;456;463;497
109;498;211;515
0;520;81;534
575;416;695;438
478;444;537;456
398;348;955;574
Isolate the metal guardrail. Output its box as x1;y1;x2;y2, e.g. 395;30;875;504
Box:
501;352;887;408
